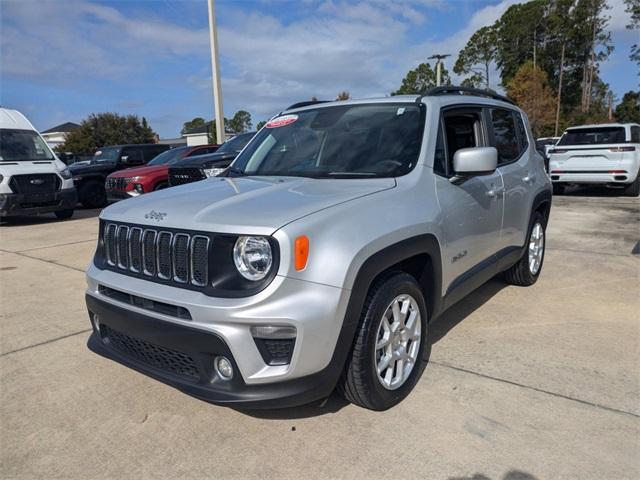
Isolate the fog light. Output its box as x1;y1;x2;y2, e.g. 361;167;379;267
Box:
214;356;233;380
91;314;101;333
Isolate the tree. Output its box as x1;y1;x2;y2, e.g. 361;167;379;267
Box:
454;26;498;88
336;91;350;100
506;61;557;137
256;120;267;130
228;110;252;133
59;113;156;154
625;0;640;74
392;62;450;95
181;117;206;135
615;91;640;123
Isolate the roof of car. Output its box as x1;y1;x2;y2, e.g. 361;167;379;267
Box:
284;93;519;114
97;144;167;149
0;107;36;131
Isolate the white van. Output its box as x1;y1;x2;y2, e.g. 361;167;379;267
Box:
0;108;77;219
548;123;640;196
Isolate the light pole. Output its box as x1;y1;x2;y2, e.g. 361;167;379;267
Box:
207;0;225;145
428;54;450;86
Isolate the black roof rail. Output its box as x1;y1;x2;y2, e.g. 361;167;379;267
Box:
286;100;330;110
416;86;515;106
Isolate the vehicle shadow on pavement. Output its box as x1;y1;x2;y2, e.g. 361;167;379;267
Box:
430;277;507;345
449;470;538;480
0;207;102;226
242;278;508;420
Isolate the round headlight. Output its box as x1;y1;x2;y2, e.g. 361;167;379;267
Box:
60;167;72;179
233;236;273;281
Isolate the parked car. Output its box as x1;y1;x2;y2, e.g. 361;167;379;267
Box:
105;144;220;202
548;123;640;196
0;107;76;220
69;143;170;208
85;87;551;410
168;132;255;186
535;137;560;172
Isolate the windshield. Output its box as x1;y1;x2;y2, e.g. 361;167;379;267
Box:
148;147;188;166
558;127;626;146
0;129;55;161
93;146;121;162
217;132;255;154
232;104;424;178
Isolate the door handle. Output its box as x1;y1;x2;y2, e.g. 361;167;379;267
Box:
486;188;504;198
523;174;535;183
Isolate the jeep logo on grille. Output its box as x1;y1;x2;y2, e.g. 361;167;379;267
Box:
29;178;45;185
144;210;167;221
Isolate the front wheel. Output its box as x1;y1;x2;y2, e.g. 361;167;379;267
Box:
504;212;546;286
338;272;428;410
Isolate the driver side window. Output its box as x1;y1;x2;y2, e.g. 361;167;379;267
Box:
435;108;484;177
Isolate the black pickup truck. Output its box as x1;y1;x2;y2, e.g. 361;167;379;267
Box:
69;144;169;208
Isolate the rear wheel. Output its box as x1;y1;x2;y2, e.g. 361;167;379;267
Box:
54;209;74;219
623;174;640;197
338;272;428;410
504;212;546;286
79;180;107;209
552;183;564;195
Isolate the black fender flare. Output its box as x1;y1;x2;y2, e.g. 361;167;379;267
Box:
316;234;443;395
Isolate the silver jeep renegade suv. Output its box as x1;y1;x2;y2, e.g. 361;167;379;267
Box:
86;87;552;411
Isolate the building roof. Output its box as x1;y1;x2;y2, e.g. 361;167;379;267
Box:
41;122;80;134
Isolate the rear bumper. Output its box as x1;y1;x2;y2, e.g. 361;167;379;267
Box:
550;172;635;184
86;294;342;409
0;187;76;217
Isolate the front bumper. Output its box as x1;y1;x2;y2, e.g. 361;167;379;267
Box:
85;264;352;408
0;187;76;217
106;189;139;203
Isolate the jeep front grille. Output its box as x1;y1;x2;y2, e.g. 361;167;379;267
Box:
103;222;209;287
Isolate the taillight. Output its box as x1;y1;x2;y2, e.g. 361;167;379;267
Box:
609;146;636;152
548;149;567;154
608;170;628;174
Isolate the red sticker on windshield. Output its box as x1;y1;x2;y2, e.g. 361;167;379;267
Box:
266;114;298;128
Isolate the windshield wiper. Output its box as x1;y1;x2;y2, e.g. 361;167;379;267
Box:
328;172;379;177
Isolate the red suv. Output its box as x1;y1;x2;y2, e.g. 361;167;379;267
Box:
105;144;219;202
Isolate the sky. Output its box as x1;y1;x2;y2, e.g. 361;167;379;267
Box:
1;0;637;138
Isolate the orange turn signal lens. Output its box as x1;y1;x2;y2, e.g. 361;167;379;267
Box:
294;236;309;271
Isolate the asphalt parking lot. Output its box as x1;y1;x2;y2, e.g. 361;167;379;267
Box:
1;191;638;480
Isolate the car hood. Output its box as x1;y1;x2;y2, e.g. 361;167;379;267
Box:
69;161;113;175
101;176;396;234
108;164;166;178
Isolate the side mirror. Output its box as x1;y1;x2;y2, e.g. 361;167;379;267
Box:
452;147;497;182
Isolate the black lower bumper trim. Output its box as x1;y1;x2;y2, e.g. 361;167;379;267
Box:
0;188;76;216
86;294;338;409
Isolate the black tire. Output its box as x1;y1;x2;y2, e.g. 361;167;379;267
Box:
552;183;564;195
338;272;429;411
504;212;546;287
54;209;74;219
623;174;640;197
79;180;107;209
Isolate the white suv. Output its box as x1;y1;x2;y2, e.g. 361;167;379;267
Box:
549;123;640;196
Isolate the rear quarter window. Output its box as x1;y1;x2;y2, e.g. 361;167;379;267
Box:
631;126;640;143
558;127;626;145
